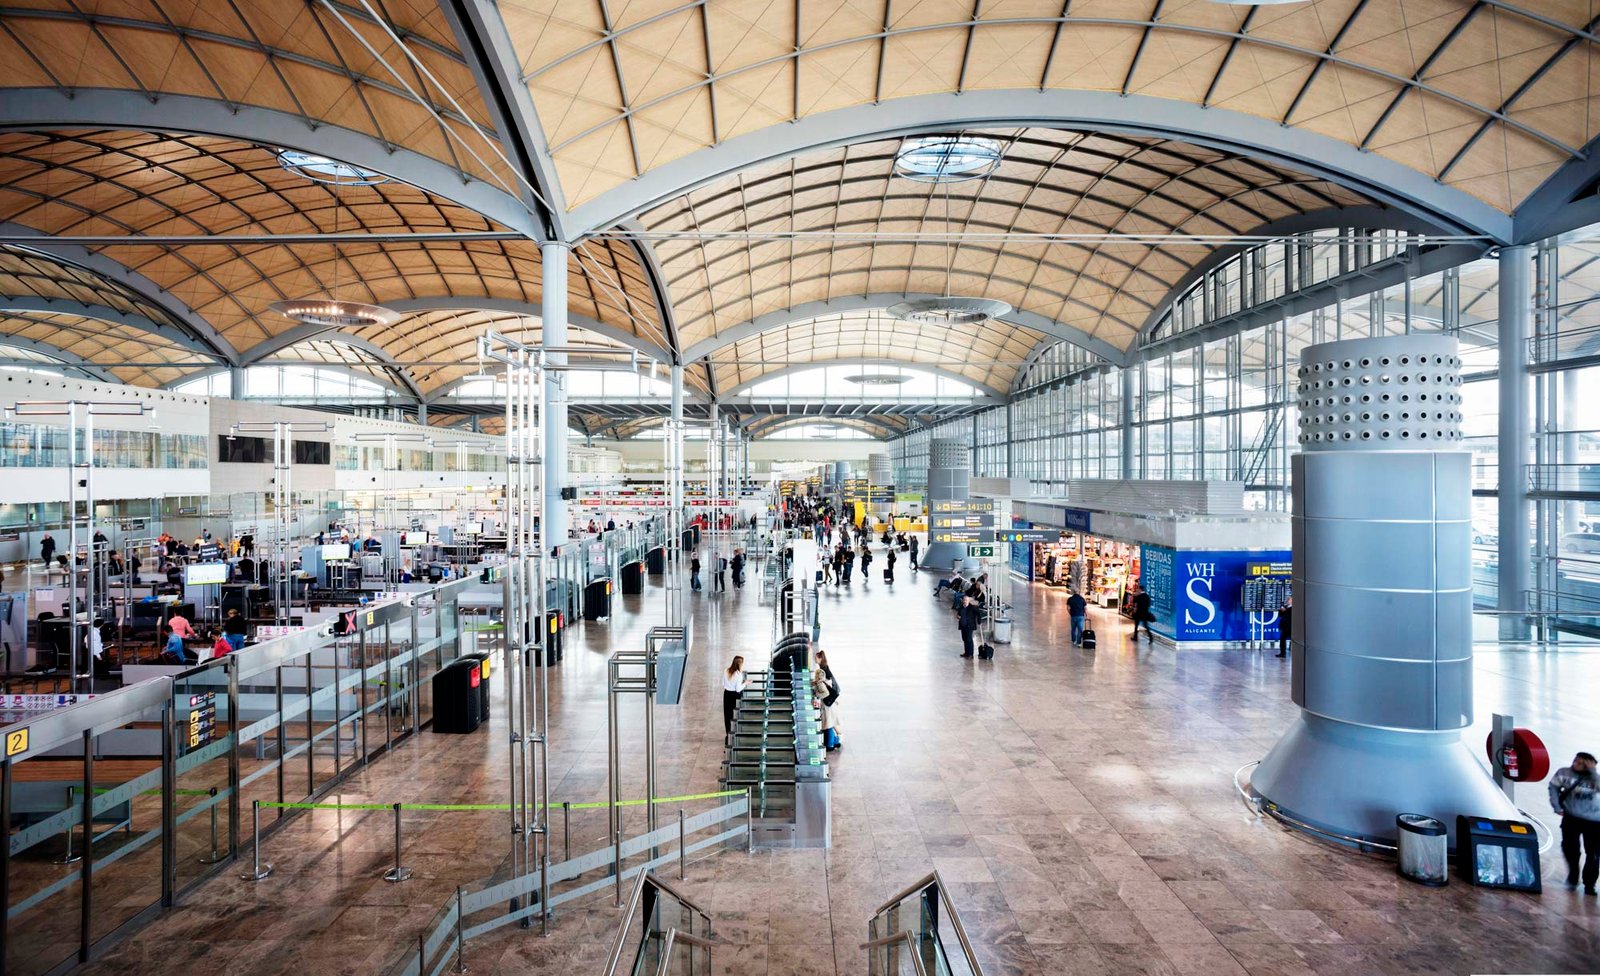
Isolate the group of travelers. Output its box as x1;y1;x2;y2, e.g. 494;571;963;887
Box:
723;646;841;751
690;548;746;592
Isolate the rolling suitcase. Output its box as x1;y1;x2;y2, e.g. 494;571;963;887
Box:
1080;628;1096;650
978;642;994;660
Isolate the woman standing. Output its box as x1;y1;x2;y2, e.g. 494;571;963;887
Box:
813;650;841;751
722;655;748;735
885;546;897;584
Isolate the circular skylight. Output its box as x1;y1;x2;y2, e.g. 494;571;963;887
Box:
893;136;1003;183
888;297;1013;326
845;373;911;386
277;149;391;186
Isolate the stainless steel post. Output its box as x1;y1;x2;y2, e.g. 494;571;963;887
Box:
563;801;570;863
196;786;224;864
540;852;551;936
241;799;272;880
384;802;412;882
453;885;468;974
745;787;753;853
82;408;95;696
678;809;686;880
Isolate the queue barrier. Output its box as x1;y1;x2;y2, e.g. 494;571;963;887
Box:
389;791;752;976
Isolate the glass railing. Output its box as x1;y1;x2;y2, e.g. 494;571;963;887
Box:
865;872;983;976
603;872;714;976
1473;607;1600;649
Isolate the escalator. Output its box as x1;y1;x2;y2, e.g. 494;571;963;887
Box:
603;872;715;976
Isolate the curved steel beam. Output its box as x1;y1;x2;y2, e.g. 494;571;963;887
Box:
0;89;543;242
436;0;571;239
567;90;1511;242
721;358;1008;400
681;293;1127;366
744;414;904;440
1512;131;1600;244
0;296;222;358
378;297;674;364
0;333;116;383
2;223;240;364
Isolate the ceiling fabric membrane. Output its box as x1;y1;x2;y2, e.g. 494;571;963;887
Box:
507;0;1600;213
643;128;1371;358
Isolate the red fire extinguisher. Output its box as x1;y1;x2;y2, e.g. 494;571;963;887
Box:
1500;741;1520;780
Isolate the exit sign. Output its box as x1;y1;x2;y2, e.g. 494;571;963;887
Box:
967;544;997;559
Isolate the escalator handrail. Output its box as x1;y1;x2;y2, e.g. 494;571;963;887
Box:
869;871;984;976
654;926;716;976
858;931;930;976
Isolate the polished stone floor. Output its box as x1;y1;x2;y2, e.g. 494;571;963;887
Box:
74;539;1600;976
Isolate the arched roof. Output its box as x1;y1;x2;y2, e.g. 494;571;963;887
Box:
1;0;1597;412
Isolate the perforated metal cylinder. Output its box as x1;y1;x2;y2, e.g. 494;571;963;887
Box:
1291;334;1472;732
921;438;972;569
868;453;892;484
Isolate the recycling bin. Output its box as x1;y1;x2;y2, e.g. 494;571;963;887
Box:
462;652;493;722
533;610;564;666
620;561;644;594
432;658;483;734
646;546;665;575
585;577;612;620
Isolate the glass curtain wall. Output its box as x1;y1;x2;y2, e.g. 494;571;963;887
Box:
887;226;1600;630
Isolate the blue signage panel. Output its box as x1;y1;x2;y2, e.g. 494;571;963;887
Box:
1008;518;1034;581
1139;545;1177;638
1061;508;1092;532
1168;549;1293;642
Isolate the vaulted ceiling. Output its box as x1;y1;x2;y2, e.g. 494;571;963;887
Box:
0;0;1595;437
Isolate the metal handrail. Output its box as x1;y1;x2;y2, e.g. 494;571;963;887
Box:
653;928;715;976
602;872;714;976
868;871;983;976
859;931;930;976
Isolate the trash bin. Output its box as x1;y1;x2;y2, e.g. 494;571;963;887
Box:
432;658;483;734
1396;814;1448;886
533;610;564;666
646;546;665;575
585;577;612;620
681;529;696;554
620;561;644;594
462;652;493;722
992;616;1013;644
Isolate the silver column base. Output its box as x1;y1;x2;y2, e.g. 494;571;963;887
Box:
1253;713;1519;845
917;542;979;576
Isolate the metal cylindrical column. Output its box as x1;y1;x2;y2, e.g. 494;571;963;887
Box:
1497;244;1532;635
1119;363;1136;480
1252;334;1518;843
918;438;971;571
543;241;571;552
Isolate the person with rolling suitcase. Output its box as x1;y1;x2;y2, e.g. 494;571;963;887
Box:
1068;588;1087;646
884;547;896;584
860;545;873;583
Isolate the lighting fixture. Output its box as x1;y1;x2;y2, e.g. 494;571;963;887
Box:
268;299;401;328
845;373;911;386
894;136;1003;183
277;149;391;186
888;297;1013;326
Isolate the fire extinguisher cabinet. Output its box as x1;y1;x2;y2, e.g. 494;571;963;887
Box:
1395;814;1448;886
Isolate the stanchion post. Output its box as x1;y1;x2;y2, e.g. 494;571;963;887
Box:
678;809;686;880
197;786;224;864
240;800;272;881
55;786;80;865
745;787;753;853
540;853;551;937
384;802;412;882
453;885;468;974
613;828;623;907
562;801;570;863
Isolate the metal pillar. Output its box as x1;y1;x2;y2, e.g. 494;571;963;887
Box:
1119;363;1136;480
667;365;685;626
543;241;571;554
1497;245;1532;637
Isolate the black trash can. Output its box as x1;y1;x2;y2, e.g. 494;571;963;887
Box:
432;658;483;734
462;652;493;720
585;577;612;620
620;560;644;594
533;610;564;666
682;529;696;553
646;546;665;574
691;524;702;547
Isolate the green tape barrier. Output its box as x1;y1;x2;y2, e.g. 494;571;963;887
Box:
255;787;746;814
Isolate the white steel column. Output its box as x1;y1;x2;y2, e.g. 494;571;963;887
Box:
1119;363;1136;480
1497;245;1532;635
668;365;685;625
542;241;570;554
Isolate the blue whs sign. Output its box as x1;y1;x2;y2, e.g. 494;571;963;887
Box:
1143;547;1291;642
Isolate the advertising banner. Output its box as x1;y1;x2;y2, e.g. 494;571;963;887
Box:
1155;548;1292;642
1139;545;1176;638
1008;518;1034;581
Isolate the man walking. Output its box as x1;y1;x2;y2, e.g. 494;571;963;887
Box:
1067;588;1087;646
909;533;919;570
1551;751;1600;894
1131;582;1154;641
731;548;745;588
715;553;728;592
